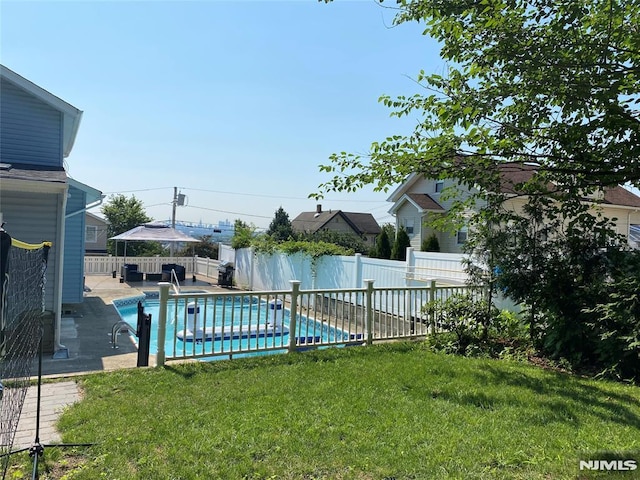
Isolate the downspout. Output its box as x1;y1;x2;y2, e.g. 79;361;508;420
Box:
54;194;105;357
53;186;69;356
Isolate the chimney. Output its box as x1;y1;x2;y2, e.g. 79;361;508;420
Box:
316;204;322;214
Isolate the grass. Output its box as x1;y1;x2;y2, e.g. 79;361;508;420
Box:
7;342;640;479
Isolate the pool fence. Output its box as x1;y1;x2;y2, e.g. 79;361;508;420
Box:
154;280;483;366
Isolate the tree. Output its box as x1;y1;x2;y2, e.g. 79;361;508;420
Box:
303;229;369;254
371;225;392;259
391;226;411;261
231;219;256;249
102;194;161;256
266;207;294;242
317;0;640;199
316;1;640;378
177;235;219;259
421;233;440;252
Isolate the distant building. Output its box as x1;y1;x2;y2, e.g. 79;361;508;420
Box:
291;205;381;247
171;219;234;243
85;212;109;255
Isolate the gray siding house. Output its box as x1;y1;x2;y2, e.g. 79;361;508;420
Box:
85;211;109;255
0;65;103;355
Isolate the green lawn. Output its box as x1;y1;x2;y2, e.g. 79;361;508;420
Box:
8;343;640;479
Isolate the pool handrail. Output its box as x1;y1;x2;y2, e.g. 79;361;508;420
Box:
170;268;181;295
111;320;136;349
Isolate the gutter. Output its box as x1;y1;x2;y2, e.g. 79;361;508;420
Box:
53;186;69;356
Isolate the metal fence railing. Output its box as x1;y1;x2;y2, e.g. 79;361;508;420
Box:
155;280;479;365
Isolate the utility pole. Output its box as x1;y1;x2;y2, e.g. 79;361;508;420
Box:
170;187;177;257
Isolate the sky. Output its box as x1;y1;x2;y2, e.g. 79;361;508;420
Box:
1;0;442;230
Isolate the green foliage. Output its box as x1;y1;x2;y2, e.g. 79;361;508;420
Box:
301;229;368;254
316;0;640;380
424;293;531;359
177;234;219;259
259;239;353;258
370;224;392;258
421;233;440;252
316;1;640;200
464;197;639;380
101;194;161;257
391;226;411;260
266;206;294;242
230;219;255;249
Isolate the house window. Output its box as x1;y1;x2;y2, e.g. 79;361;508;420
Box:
404;219;414;235
456;226;468;245
86;225;98;243
435;181;444;193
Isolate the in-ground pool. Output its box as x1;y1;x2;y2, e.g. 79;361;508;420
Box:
114;295;351;360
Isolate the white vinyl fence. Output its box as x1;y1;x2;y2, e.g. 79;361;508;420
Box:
84;255;198;276
231;247;467;291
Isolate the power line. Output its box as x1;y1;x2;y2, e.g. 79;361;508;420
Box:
105;186;389;203
187;204;273;219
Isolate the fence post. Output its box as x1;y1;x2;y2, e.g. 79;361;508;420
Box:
354;253;362;288
364;279;374;346
405;247;415;283
288;280;301;353
156;282;171;366
429;279;436;335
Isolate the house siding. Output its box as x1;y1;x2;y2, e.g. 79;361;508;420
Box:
0;78;62;167
63;185;86;304
85;213;109;254
0;190;60;311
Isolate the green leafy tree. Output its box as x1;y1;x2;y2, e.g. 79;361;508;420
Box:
231;219;256;249
266;207;294;242
102;194;162;256
316;0;640;378
391;226;411;261
177;235;219;259
303;230;368;254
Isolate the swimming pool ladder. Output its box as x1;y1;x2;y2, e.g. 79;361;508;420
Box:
110;320;136;348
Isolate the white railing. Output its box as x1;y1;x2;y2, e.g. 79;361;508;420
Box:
84;256;198;276
154;280;481;366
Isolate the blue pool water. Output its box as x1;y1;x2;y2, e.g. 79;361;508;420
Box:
114;297;349;360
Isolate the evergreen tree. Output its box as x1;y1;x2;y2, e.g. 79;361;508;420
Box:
391;226;411;261
266;207;294;242
372;227;392;259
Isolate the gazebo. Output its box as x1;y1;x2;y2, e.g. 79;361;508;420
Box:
109;222;201;281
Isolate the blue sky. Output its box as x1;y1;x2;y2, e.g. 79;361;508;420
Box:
1;0;441;230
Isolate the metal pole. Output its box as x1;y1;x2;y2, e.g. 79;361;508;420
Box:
170;187;177;258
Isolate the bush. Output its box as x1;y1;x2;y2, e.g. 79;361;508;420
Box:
423;293;530;358
421;234;440;252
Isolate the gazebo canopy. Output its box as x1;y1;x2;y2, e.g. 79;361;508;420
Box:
109;222;201;243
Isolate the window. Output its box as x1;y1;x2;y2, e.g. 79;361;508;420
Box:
86;225;98;243
456;226;468;244
435;181;444;193
404;219;414;235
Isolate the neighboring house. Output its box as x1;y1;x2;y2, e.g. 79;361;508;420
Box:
0;65;103;355
85;211;109;255
387;162;640;253
291;205;381;248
